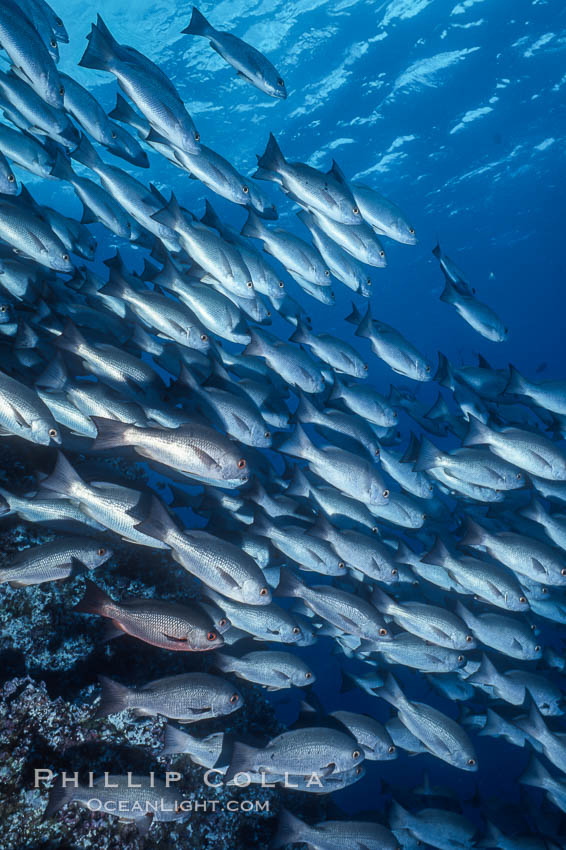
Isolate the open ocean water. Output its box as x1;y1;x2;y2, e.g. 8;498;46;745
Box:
0;0;565;848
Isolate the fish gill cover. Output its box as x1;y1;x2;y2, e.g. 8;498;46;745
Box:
0;0;564;847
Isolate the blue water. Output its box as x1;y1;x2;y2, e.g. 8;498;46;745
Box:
9;0;566;840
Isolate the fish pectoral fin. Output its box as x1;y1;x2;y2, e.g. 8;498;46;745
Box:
191;446;221;471
230;412;250;434
161;632;189;644
511;637;524;652
7;401;30;430
319;762;337;777
530;557;548;576
135;812;154;836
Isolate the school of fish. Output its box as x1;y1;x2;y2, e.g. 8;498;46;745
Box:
0;1;564;847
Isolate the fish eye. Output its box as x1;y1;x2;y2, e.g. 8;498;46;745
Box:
535;645;541;652
207;631;217;641
324;270;330;277
259;587;269;596
465;635;474;643
519;596;527;603
111;130;117;139
127;221;131;229
48;428;58;438
422;513;427;520
393;411;398;418
353;206;359;215
364;364;369;371
516;472;522;479
267;310;272;317
429;485;433;491
62;253;69;261
352;749;361;759
277;78;284;86
531;624;536;631
338;561;345;569
0;305;6;312
246;281;253;288
379;627;388;636
229;693;239;703
504;327;508;334
425;364;431;372
97;547;106;556
194;131;200;142
12;247;19;254
383;489;390;499
392;568;398;576
278;280;284;288
7;174;14;182
238;458;246;470
541;587;548;593
292;626;300;635
219;618;228;627
59;86;65;96
379;250;385;257
242;185;249;194
51;39;57;48
409;228;415;234
457;655;464;662
388;745;395;754
562;569;566;577
372;526;378;534
305;671;312;679
366;278;372;286
200;333;208;342
355;766;363;775
467;758;476;767
264;431;271;439
374;448;380;456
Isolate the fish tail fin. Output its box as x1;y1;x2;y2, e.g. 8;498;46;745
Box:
354;305;373;339
289;319;311;345
200;199;223;232
285;466;312;498
414;436;442;472
151;191;185;230
35;352;69;391
421;535;451;567
270;809;307;849
42;783;77;821
370;586;394;614
99;271;135;301
74;578;113;616
54;320;87;355
224;741;260;783
41;451;85;497
132;495;177;543
520;755;551;790
275;567;305;598
434;351;453;387
243;328;268;357
378;673;407;709
182;7;215;36
257;133;286;174
394;540;415;565
70;134;103;172
213;651;236;673
463;415;492;448
108;93;138;126
467;653;498;687
276;424;316;462
345;302;362;325
459;517;487;547
51;152;75;182
515;700;548;742
79;16;117;71
90;417;131;450
95;675;132;718
293;391;321;425
440;278;458;304
505;363;528;395
520;497;546;525
240;209;265;240
432;241;441;259
328;374;345;402
161;724;193;756
389;800;411;829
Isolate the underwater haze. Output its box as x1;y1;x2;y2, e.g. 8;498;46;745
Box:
0;0;565;849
